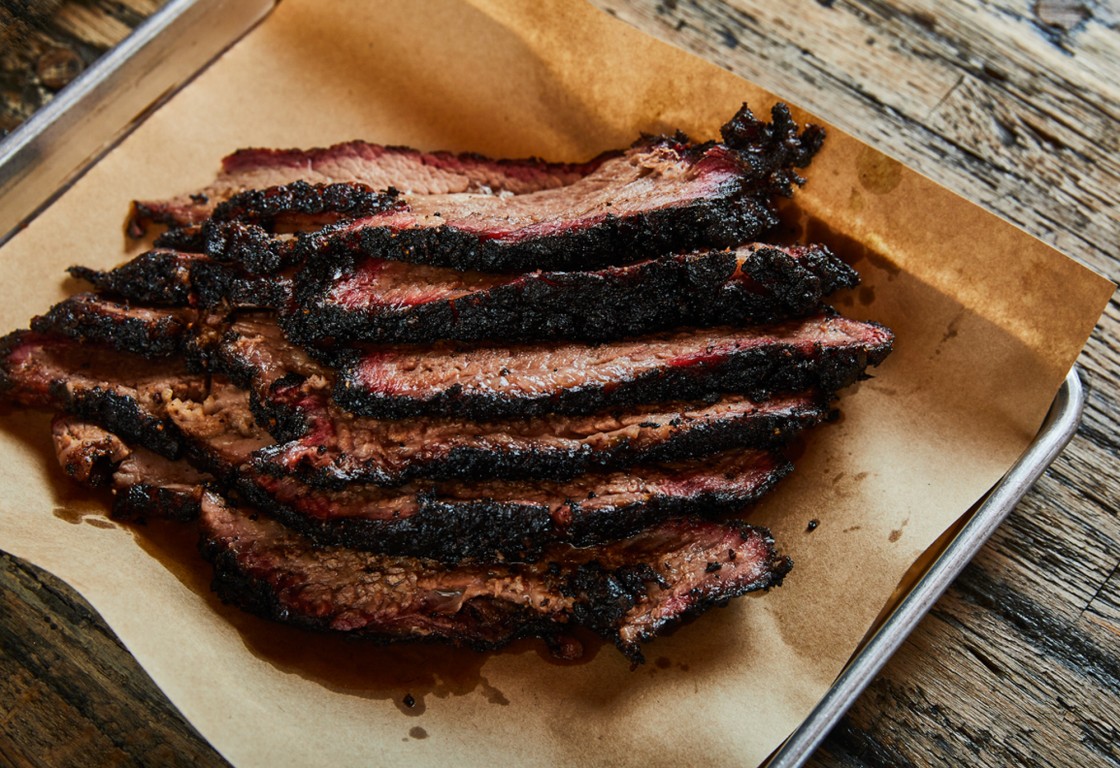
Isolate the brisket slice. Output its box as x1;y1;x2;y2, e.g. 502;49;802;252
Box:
166;384;791;562
335;314;894;420
285;243;858;347
209;181;399;230
51;416;209;521
290;104;823;273
131;141;616;231
208;315;825;486
199;490;791;662
69;250;293;310
0;331;205;457
69;250;197;306
29;295;196;357
256;388;822;488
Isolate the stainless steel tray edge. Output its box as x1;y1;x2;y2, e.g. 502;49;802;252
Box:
0;0;276;245
768;368;1086;767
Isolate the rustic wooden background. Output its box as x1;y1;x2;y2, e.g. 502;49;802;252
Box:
0;0;1117;766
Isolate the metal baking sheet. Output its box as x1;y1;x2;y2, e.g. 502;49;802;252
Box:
0;4;1089;765
768;369;1086;767
0;0;275;245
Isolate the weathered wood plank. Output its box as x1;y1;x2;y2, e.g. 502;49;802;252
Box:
0;552;228;767
0;0;169;136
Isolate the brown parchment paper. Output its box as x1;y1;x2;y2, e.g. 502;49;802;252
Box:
0;1;1112;766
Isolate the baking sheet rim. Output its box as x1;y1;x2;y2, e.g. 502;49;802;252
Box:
768;368;1085;767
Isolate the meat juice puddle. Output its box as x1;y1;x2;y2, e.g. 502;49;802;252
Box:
114;512;606;715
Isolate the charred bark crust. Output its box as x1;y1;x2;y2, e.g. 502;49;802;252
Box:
285;245;858;347
29;296;191;358
334;333;892;420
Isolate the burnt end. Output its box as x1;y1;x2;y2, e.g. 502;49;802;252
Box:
153;225;205;252
30;296;193;358
718;103;825;194
201;220;297;274
725;245;858;321
210;180;400;226
190;260;293;310
68;250;197;306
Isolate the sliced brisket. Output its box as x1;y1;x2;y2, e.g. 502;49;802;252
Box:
199;490;791;661
257;388;823;487
335;315;894;419
51;416;209;520
165;383;791;561
0;331;205;457
289;104;823;273
131;141;616;231
69;250;293;310
29;295;196;357
208;315;825;486
285;243;858;346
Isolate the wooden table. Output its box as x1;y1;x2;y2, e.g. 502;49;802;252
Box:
1;1;1117;766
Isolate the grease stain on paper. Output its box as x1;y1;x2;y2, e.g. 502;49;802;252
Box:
119;515;602;716
856;146;903;195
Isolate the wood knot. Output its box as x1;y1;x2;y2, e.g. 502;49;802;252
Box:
37;47;83;91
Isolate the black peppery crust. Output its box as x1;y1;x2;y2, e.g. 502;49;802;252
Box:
70;251;293;310
69;251;195;306
284;244;859;348
210;180;401;226
333;318;895;421
199;492;792;661
29;295;193;358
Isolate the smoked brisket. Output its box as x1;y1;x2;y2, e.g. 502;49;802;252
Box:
30;295;196;357
69;250;292;310
0;331;205;457
255;388;824;487
334;315;894;419
167;384;793;561
51;416;209;521
131;141;617;230
289;104;823;273
286;243;858;346
199;490;791;662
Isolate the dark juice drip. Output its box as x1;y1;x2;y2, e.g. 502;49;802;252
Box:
121;513;603;715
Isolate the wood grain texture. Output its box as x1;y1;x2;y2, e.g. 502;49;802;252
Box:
0;552;228;768
0;1;1117;767
0;0;168;135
